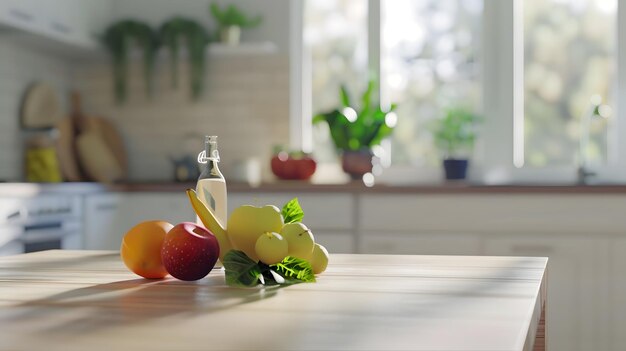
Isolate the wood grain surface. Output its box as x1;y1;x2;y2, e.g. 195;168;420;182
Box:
0;251;547;351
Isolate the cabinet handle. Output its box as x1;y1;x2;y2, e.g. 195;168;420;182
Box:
9;9;33;22
509;244;554;256
96;203;117;211
50;22;72;34
5;209;25;222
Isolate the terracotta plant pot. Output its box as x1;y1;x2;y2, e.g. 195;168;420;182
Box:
341;149;373;180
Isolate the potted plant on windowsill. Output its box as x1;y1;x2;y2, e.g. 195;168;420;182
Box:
209;3;262;46
432;107;481;181
313;81;397;180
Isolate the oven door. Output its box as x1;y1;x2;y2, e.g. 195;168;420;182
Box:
0;220;81;256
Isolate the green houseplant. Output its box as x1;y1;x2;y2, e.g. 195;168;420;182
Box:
102;20;160;104
209;3;262;46
432;106;481;180
159;17;211;100
313;81;397;179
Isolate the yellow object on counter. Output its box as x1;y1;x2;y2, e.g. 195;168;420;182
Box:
25;147;62;183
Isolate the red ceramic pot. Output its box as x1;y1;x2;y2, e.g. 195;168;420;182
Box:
271;152;317;180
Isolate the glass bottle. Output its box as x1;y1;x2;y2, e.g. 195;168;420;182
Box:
196;136;227;227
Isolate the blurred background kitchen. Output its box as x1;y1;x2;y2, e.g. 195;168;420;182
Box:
1;0;626;350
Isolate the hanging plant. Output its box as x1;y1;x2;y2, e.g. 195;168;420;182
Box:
159;17;211;100
102;20;160;104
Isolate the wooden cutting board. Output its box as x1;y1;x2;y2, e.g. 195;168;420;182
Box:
20;82;63;129
95;117;128;176
55;116;83;182
76;116;127;183
55;93;128;183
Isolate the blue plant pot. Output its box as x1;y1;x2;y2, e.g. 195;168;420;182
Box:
443;159;469;180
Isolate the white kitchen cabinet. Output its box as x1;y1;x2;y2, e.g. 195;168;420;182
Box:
359;231;483;256
0;0;109;52
360;194;626;234
313;231;354;254
83;193;121;250
41;0;93;46
0;0;41;33
359;193;617;351
610;239;626;350
84;193;193;250
483;235;611;351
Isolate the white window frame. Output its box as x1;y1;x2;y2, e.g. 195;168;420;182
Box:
291;0;626;184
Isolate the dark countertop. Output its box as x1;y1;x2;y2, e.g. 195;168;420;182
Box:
3;181;626;196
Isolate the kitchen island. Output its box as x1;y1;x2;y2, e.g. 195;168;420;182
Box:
0;250;547;351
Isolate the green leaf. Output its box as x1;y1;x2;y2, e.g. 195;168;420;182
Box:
360;79;375;116
210;2;262;28
339;85;351;107
281;198;304;224
271;256;316;284
312;77;397;152
432;106;482;156
223;250;262;287
223;252;315;287
312;114;326;124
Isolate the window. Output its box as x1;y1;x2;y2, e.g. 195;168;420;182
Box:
299;0;625;183
304;0;368;163
381;0;482;166
522;0;616;168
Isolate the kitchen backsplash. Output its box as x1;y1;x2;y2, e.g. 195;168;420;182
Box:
73;53;290;182
0;38;72;181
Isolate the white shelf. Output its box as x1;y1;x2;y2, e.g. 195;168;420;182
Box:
0;2;276;61
208;42;278;56
93;41;279;63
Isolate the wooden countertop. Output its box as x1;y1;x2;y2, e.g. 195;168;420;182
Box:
0;250;547;351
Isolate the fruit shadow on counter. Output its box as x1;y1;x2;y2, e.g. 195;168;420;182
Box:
4;274;281;334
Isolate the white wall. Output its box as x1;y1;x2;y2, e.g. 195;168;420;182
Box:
0;0;292;182
74;54;290;182
74;0;293;182
0;0;111;181
0;38;73;181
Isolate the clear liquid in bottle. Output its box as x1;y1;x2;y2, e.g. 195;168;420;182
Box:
196;136;227;227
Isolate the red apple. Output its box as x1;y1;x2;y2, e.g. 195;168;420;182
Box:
161;222;220;281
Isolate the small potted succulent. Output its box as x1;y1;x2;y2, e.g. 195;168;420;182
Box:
432;106;481;181
209;3;262;46
313;81;396;180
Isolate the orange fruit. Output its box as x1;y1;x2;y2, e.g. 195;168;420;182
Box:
120;220;173;279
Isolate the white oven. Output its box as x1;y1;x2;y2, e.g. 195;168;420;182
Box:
0;194;82;256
